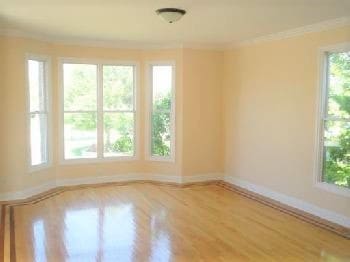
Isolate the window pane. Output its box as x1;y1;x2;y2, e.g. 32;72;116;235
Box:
104;112;134;157
28;60;46;112
64;113;97;159
327;52;350;118
63;64;97;111
30;113;48;166
322;120;350;188
103;65;134;111
152;66;172;111
151;112;171;157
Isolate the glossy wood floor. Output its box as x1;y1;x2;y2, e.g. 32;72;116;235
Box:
1;183;350;261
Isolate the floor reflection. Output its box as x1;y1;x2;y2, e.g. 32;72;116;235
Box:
64;208;99;262
32;219;47;262
103;204;135;261
62;204;136;261
150;209;171;262
17;185;350;261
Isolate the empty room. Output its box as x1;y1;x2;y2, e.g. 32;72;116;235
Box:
0;0;350;261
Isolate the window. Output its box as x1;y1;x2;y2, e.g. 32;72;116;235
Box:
317;46;350;193
26;55;51;170
147;63;175;161
61;60;137;162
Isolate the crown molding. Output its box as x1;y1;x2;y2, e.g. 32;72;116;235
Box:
0;28;225;51
182;42;226;51
228;16;350;49
1;16;350;51
0;28;184;50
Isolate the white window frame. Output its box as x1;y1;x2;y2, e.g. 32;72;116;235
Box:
59;58;140;164
25;54;52;172
314;43;350;197
145;61;176;162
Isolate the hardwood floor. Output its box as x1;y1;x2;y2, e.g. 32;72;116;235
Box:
1;183;350;261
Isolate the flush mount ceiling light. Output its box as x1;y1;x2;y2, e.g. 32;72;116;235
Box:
156;8;186;23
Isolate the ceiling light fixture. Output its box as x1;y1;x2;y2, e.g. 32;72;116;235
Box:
156;8;186;23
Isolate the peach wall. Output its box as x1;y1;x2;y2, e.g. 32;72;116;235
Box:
0;36;223;194
1;25;349;219
0;37;6;192
0;37;55;193
223;26;350;217
182;49;224;176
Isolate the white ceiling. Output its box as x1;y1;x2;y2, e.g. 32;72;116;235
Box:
0;0;349;46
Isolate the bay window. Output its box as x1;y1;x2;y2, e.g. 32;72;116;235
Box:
61;60;137;162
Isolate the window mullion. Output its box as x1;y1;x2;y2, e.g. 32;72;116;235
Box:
103;110;134;113
97;63;104;159
323;116;350;122
63;110;97;114
152;109;171;114
323;53;330;119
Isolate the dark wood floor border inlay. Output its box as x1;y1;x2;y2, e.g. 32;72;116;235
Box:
217;181;350;239
0;205;6;262
3;179;350;261
9;206;16;262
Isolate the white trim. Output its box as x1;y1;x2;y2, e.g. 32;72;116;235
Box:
1;173;349;229
315;182;350;198
56;173;183;187
230;16;350;48
58;58;140;164
0;181;57;201
313;43;350;197
145;61;176;162
0;28;185;50
181;173;223;183
1;172;348;229
224;176;350;228
1;17;349;50
0;173;225;201
25;53;53;173
319;42;350;54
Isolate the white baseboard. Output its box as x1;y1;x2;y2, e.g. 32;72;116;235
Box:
0;173;219;201
0;181;57;202
224;176;350;228
1;173;348;229
181;173;223;183
56;173;182;187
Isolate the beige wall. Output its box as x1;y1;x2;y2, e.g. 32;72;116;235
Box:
223;26;350;217
0;37;6;191
0;36;223;193
182;49;224;176
1;25;349;219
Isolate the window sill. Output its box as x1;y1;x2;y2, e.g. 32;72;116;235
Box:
314;181;350;197
60;156;138;165
148;156;175;163
29;162;52;173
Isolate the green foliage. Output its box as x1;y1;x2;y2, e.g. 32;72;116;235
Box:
324;52;350;188
152;94;171;156
104;113;134;155
64;64;97;111
64;64;171;158
65;113;97;130
112;136;133;153
103;66;133;110
65;65;134;156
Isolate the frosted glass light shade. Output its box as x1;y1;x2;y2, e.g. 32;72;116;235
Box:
156;8;186;23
